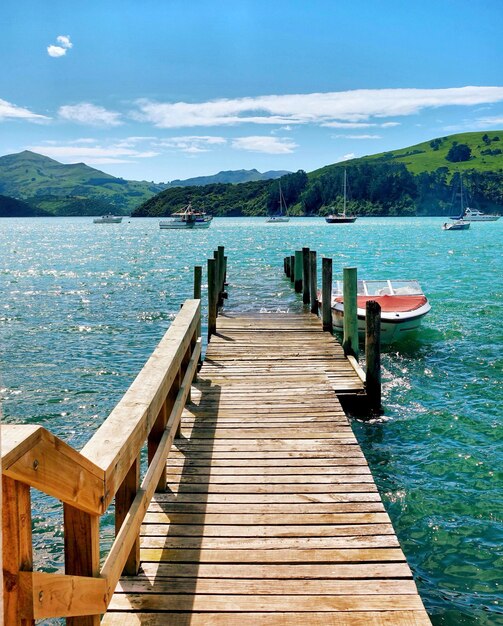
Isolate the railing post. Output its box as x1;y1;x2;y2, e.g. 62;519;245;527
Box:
207;258;217;339
2;476;34;626
302;247;310;304
309;250;318;314
343;266;359;359
294;251;302;293
322;257;333;332
290;255;295;284
115;458;140;574
365;300;382;415
63;506;100;626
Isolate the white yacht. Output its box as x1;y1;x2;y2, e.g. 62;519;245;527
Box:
463;207;500;222
93;214;123;223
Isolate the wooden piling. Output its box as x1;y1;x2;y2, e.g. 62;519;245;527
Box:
322;258;333;332
309;250;318;314
365;300;382;414
207;258;217;339
343;266;359;359
302;247;310;304
294;250;302;293
290;255;295;283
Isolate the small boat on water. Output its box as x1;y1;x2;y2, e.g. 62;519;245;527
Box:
266;182;290;223
463;207;500;222
93;214;123;223
160;203;213;229
443;220;470;231
442;175;470;231
322;279;431;343
325;170;357;224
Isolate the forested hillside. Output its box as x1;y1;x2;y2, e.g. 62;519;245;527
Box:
133;131;503;218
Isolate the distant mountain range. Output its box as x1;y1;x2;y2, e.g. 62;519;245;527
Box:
0;150;289;217
1;132;502;218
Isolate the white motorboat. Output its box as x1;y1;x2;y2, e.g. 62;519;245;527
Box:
93;214;123;223
325;169;357;224
463;207;500;222
326;279;431;343
266;182;290;222
160;203;213;229
443;220;470;231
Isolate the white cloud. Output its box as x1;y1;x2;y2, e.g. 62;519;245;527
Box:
58;103;122;126
47;34;72;57
232;136;298;154
132;87;503;129
47;45;67;58
157;135;227;153
26;142;158;165
0;98;49;122
474;115;503;127
57;35;73;49
340;153;356;161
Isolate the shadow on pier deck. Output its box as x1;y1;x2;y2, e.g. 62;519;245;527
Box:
103;312;431;625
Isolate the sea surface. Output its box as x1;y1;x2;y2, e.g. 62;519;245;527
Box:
1;216;502;625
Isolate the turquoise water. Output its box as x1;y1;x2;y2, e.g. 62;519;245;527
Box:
1;216;502;624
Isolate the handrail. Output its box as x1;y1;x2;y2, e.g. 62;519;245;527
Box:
2;299;201;624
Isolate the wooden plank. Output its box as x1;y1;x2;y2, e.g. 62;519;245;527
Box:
102;611;432;625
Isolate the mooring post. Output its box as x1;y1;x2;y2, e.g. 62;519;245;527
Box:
343;266;359;359
284;257;288;276
290;255;295;284
310;250;318;314
207;257;217;339
322;257;333;332
302;247;310;304
285;256;291;278
365;300;382;414
294;250;303;293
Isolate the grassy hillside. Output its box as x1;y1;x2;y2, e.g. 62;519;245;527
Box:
0;151;167;215
312;131;503;179
134;132;503;218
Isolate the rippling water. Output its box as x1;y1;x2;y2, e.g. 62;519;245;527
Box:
1;216;502;624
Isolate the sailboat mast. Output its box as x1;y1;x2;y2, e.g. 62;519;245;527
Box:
343;169;347;216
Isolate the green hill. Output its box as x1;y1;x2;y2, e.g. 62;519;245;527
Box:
134;131;503;218
0;194;50;217
0;151;167;216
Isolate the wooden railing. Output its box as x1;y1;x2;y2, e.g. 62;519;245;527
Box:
1;299;201;624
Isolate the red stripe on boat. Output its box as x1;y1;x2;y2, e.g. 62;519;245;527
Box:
334;295;427;312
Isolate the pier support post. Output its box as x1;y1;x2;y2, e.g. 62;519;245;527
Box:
207;258;217;339
290;255;295;284
309;250;318;314
302;247;310;304
322;258;333;332
294;251;302;293
343;267;359;359
365;300;382;414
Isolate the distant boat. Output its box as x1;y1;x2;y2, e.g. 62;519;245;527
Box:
93;214;123;223
442;175;470;231
266;182;290;223
325;170;357;224
463;207;500;222
160;203;213;229
320;279;431;344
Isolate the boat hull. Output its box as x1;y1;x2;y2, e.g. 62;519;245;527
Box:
331;305;430;343
93;216;122;223
160;220;212;229
443;221;470;230
266;217;290;223
325;216;356;223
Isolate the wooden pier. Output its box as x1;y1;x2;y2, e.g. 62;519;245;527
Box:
1;250;432;625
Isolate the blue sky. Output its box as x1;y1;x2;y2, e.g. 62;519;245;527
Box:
1;0;503;182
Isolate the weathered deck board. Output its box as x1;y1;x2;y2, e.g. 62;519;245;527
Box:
102;313;431;625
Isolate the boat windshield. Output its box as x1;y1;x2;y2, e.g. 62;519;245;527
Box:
333;279;423;296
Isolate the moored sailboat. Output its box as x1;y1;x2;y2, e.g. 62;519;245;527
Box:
325;170;357;223
266;182;290;222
